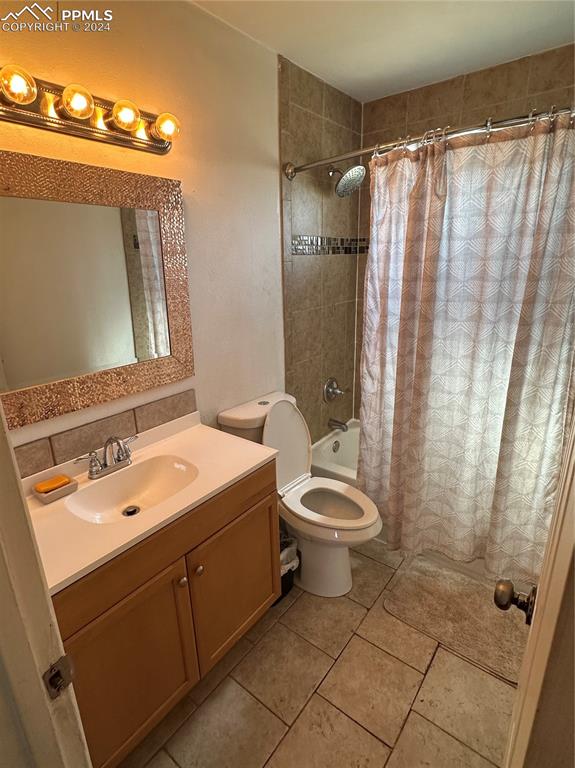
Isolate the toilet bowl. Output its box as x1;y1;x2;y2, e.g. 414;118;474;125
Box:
218;393;381;597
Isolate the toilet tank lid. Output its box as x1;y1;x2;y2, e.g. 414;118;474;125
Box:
217;392;296;429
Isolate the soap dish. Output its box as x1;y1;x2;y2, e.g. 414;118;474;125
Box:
33;478;78;505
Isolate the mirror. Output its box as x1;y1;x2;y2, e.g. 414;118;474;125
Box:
0;150;194;429
0;198;170;391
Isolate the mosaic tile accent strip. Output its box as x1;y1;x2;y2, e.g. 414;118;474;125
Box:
292;236;369;255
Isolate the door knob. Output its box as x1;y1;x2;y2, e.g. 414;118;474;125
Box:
177;576;188;588
195;565;204;576
494;579;537;625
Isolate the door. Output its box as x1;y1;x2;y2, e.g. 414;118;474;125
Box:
0;410;91;768
188;493;280;675
502;425;575;767
65;557;199;768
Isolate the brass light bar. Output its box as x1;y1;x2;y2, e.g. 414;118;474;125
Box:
0;64;181;155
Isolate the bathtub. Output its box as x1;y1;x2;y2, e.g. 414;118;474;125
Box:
311;419;359;486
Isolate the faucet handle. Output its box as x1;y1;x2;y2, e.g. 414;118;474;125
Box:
74;451;103;475
323;377;348;403
116;435;138;462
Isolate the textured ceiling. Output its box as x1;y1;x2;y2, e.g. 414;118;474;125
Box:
196;1;574;101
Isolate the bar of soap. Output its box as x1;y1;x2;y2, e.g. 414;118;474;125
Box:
34;475;72;494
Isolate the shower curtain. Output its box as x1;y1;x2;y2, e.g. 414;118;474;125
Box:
134;209;170;359
358;114;574;581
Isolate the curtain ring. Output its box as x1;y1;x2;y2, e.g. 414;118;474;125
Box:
484;117;492;142
548;104;557;131
372;143;382;159
441;125;450;147
528;108;536;133
402;135;410;155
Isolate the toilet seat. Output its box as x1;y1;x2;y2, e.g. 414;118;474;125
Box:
262;401;380;534
283;476;379;531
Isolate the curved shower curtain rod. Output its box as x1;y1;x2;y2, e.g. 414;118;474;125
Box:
283;105;574;180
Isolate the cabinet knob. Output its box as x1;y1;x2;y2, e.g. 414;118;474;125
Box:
177;576;188;588
195;565;204;576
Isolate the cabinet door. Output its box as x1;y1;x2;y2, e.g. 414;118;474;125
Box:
188;493;280;675
65;558;199;768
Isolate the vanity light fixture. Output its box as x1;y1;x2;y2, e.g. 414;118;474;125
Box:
0;64;37;106
152;112;181;142
0;64;180;155
109;99;141;132
59;84;94;120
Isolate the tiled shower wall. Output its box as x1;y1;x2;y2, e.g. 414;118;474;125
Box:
279;56;363;442
354;43;575;416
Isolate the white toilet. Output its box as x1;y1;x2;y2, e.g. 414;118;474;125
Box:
218;393;382;597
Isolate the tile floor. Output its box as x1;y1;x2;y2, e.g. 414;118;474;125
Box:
120;541;517;768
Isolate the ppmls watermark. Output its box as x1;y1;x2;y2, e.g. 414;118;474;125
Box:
1;3;114;32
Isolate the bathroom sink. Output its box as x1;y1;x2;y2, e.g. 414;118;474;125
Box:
65;454;198;524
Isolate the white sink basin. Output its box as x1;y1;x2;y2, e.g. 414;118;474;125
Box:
65;455;198;524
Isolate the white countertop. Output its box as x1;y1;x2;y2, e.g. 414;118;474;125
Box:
24;413;277;595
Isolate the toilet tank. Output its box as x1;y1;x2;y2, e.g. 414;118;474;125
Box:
217;391;296;444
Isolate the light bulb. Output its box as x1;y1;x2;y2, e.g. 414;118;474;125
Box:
0;64;37;106
60;84;94;120
109;99;140;132
152;112;181;142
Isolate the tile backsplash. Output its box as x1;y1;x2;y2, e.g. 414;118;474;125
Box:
14;388;197;478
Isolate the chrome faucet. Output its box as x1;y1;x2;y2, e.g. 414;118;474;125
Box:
75;435;138;480
328;418;349;432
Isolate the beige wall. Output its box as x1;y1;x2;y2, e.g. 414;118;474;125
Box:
0;198;136;389
1;1;283;444
279;57;362;442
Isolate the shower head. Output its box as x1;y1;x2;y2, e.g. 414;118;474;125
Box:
329;164;366;197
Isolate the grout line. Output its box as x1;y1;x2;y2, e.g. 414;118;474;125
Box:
288;99;359;134
276;612;349;660
412;710;501;767
379;642;442;757
381;568;523;683
260;617;353;766
247;590;303;646
235;626;339;731
350;545;405;570
352;627;433;677
434;644;519;688
162;748;184;768
277;597;367;660
315;690;395;751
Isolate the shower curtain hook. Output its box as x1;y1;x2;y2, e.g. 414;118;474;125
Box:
402;135;411;155
548;104;557;130
372;143;381;159
484;117;493;142
528;108;536;133
442;125;450;146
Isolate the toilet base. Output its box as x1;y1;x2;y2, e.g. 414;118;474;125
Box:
294;537;352;597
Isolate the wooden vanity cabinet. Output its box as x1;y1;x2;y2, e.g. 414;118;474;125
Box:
188;493;279;675
53;463;279;768
65;558;199;768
